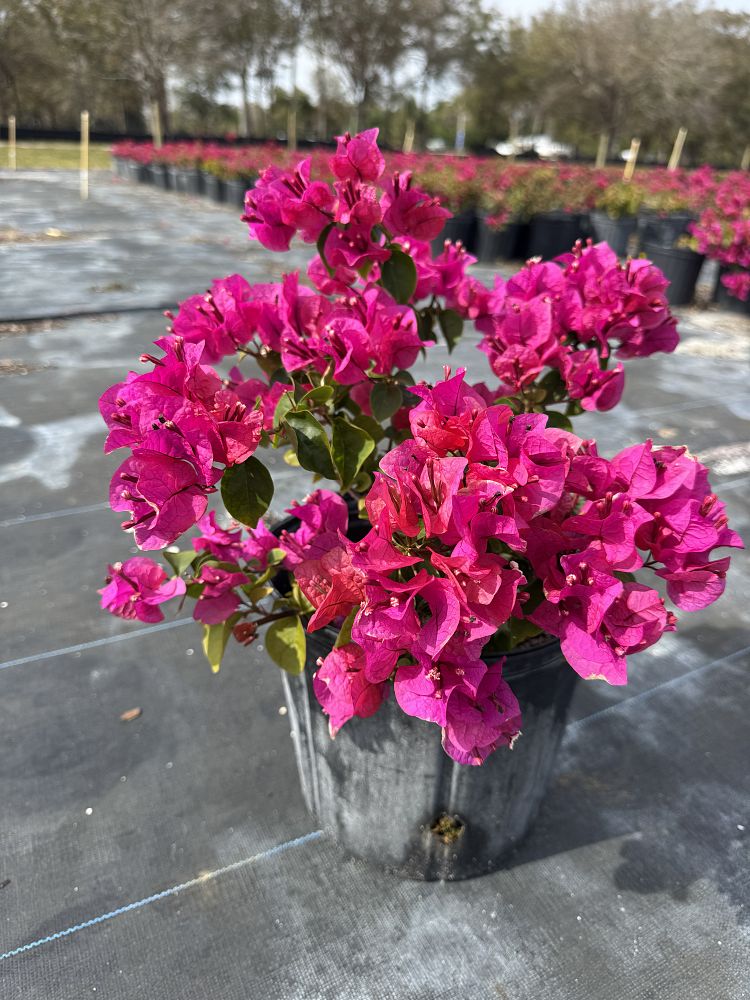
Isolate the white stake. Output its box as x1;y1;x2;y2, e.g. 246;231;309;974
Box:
623;137;640;182
8;116;16;170
668;127;687;171
80;110;89;200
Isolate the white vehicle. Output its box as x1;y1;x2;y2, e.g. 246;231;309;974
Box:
494;134;573;160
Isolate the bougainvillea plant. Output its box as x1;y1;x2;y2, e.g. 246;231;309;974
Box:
689;171;750;302
101;129;741;765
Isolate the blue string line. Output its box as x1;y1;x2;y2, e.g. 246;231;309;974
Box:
0;502;111;528
568;643;750;731
0;830;323;963
0;618;194;671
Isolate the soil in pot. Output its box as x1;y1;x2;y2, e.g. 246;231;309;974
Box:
641;243;705;306
590;212;637;257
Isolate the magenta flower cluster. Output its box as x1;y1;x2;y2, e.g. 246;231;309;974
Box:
99;128;741;767
475;243;678;411
310;370;740;761
690;172;750;302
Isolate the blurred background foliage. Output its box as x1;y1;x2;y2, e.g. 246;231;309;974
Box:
1;0;749;165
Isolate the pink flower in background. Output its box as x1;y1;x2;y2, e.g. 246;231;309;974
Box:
100;557;185;623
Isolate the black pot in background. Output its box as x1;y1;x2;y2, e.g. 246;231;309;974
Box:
151;163;171;190
112;156;129;179
125;160;150;183
642;243;705;306
526;212;587;260
168;166;203;195
590;211;637;257
476;218;529;262
715;269;750;315
431;209;478;255
202;172;226;203
637;211;694;249
224;176;253;209
283;634;576;880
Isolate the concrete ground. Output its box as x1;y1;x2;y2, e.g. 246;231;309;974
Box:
0;169;748;999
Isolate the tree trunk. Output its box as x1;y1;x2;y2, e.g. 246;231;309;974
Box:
239;66;251;138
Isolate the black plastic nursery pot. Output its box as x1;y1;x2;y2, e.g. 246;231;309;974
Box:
151;163;171;190
431;209;478;255
224;177;253;209
125;160;150;184
282;635;577;881
715;271;750;316
202;172;226;204
168;166;204;196
590;211;637;257
637;211;694;250
476;218;529;262
641;243;705;306
526;212;587;260
111;156;129;179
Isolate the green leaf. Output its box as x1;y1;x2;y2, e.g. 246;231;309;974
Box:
266;547;287;566
508;617;543;647
163;550;196;576
243;583;273;602
395;369;416;386
265;615;306;675
544;409;574;431
284;410;336;480
316;223;334;275
494;395;523;413
202;618;236;674
370;382;403;422
290;581;315;614
334;608;357;648
351;413;386;443
380;246;417;304
416;309;436;343
331;417;375;490
300;385;334;406
221;455;274;528
256;350;282;378
273;390;295;430
438;308;464;352
352;470;373;493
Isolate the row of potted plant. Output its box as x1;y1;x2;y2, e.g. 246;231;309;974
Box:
101;129;741;879
112;142;750;309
